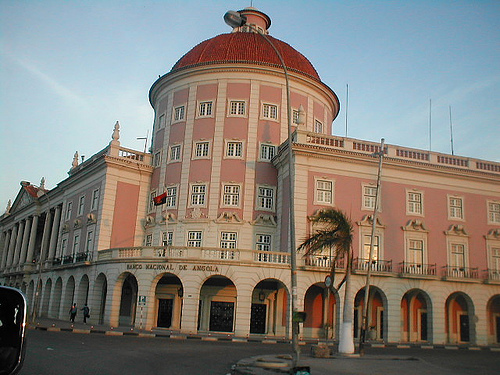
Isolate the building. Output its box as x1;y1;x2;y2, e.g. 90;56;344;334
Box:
1;7;499;346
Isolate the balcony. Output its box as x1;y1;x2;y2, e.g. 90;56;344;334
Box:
304;255;346;269
353;258;392;273
442;266;479;280
484;269;500;283
398;262;437;277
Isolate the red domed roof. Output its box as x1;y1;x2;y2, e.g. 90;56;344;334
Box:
171;32;320;81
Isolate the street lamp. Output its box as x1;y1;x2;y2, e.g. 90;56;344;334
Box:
224;10;301;366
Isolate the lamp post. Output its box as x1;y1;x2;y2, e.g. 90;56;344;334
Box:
224;10;301;366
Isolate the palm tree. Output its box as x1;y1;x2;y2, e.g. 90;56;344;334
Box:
298;208;355;354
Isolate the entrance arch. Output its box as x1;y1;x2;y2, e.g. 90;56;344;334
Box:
118;273;138;326
153;273;183;329
198;276;236;333
63;276;75;317
76;274;90;310
486;295;500;344
92;273;107;325
445;292;475;344
354;286;387;341
50;277;63;318
250;279;289;336
303;283;339;340
401;289;432;342
41;278;52;317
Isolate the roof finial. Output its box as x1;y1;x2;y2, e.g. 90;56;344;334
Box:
72;151;79;169
40;177;46;190
112;121;120;142
5;199;12;214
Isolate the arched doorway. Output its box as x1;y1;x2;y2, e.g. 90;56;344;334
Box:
93;273;107;325
77;274;90;311
401;289;432;342
27;280;35;314
41;278;52;317
250;279;289;336
51;277;63;318
153;273;183;329
354;286;387;341
119;273;138;326
445;292;475;344
302;283;339;340
198;276;236;333
64;276;76;317
486;295;500;344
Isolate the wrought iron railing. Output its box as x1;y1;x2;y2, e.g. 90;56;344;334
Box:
442;266;479;279
353;258;392;272
398;262;437;276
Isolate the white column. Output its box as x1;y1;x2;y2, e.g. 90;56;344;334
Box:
13;220;26;266
40;210;53;264
26;215;39;263
6;225;18;267
0;231;11;269
48;205;62;260
19;217;32;265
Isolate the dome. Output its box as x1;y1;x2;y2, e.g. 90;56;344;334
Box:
171;32;320;81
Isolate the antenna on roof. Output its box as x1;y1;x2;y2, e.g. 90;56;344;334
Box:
449;106;454;155
137;129;149;154
345;83;349;137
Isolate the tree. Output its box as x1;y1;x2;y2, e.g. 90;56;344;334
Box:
298;208;355;354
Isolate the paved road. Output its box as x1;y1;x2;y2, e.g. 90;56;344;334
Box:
20;329;500;375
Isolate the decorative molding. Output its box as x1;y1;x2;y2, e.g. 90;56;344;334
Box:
161;211;177;223
356;214;385;228
252;214;277;226
485;228;500;240
190;207;204;219
216;211;243;224
401;219;428;232
87;213;97;224
73;219;82;229
444;224;468;236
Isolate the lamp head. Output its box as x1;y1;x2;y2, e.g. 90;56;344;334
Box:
224;10;247;28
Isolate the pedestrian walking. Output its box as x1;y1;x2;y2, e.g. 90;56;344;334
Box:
81;304;90;324
69;303;77;323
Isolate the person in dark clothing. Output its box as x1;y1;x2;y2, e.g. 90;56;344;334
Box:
81;304;90;324
69;303;77;323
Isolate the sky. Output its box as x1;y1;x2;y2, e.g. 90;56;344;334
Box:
1;0;499;210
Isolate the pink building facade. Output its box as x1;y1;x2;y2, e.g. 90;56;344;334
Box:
1;8;499;346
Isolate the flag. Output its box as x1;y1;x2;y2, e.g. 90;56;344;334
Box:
153;192;167;206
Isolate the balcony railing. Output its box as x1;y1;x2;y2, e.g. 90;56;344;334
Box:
442;266;479;279
304;255;346;269
254;251;290;265
484;269;500;281
398;262;437;276
353;258;392;273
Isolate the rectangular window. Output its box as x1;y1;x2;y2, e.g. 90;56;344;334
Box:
187;231;202;247
449;196;464;219
293;110;299;124
78;196;85;216
162;231;173;246
61;238;67;256
174;105;185;121
194;141;210;158
66;202;73;220
314;119;323;133
91;189;99;211
223;185;240;206
408;239;424;264
407;191;423;215
316;180;333;204
260;144;276;161
256;234;271;252
72;234;80;256
262;103;278;119
450;243;465;268
229;100;245;116
158;114;165;129
191;184;206;206
258;187;274;210
226;141;243;157
363;234;379;260
166;186;177;208
145;234;152;247
170;144;181;161
488;201;500;223
153;151;162;167
363;185;378;210
198;101;213;117
86;231;94;252
220;232;237;249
